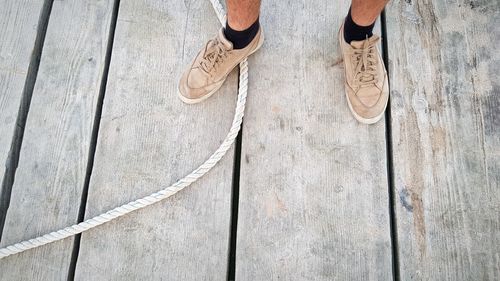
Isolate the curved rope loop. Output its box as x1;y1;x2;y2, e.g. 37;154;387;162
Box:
0;0;247;259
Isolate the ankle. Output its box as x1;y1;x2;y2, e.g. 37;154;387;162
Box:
224;18;260;49
343;7;375;44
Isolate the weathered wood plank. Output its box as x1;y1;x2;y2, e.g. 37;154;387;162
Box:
0;0;114;279
74;0;236;280
235;1;392;280
0;0;45;219
386;1;500;280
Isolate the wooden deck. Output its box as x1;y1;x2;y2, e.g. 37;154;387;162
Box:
0;0;498;280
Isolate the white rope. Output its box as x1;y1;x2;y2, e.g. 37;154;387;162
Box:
0;0;247;259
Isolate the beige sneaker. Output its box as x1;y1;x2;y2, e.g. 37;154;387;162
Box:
338;23;389;124
179;28;264;104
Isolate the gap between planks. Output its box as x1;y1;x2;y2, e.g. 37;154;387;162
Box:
65;0;122;280
0;0;55;242
380;9;401;281
227;114;243;281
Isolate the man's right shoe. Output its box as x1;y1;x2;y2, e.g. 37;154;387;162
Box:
179;27;264;104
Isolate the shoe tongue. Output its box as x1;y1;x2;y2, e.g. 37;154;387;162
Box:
350;35;379;49
218;28;233;50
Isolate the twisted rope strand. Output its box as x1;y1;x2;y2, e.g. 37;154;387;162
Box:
0;0;247;259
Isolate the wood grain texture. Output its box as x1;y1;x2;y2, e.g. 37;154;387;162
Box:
74;0;237;280
0;0;114;280
235;1;392;280
0;0;44;207
386;1;500;280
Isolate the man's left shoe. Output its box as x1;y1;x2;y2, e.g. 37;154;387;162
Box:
338;23;389;124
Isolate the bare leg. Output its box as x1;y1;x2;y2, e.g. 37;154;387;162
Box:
350;0;389;26
226;0;261;30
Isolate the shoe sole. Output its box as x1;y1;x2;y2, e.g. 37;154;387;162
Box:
345;93;388;124
178;31;265;104
338;25;387;125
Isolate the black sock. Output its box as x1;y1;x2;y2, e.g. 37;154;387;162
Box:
343;8;375;44
224;18;260;49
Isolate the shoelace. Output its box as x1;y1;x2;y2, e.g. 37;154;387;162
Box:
199;38;229;76
352;38;379;87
